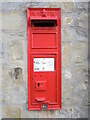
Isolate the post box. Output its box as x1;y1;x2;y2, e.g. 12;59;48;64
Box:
27;8;61;110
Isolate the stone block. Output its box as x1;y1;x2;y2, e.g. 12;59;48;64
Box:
0;105;2;120
62;13;75;27
74;2;88;11
62;27;77;42
38;111;48;118
62;67;73;105
76;10;88;22
10;41;24;61
2;35;24;62
0;41;4;59
21;104;39;118
75;11;88;37
70;66;88;109
79;106;88;118
72;67;88;94
76;32;88;42
61;2;74;13
2;63;27;104
75;26;88;38
2;12;25;31
62;42;72;67
72;42;88;66
47;107;79;118
70;108;80;118
62;26;88;43
2;105;21;118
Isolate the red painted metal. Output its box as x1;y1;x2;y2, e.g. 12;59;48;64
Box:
27;8;61;110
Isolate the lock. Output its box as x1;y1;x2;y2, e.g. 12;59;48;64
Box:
35;81;47;91
27;8;62;110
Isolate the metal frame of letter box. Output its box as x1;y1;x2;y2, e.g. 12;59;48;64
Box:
27;8;62;110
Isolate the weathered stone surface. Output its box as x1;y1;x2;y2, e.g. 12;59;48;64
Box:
72;67;88;96
47;107;80;118
38;111;48;118
75;10;88;38
2;33;25;62
2;12;26;31
76;10;88;22
62;42;72;67
73;42;88;66
70;108;80;118
2;10;26;63
2;105;21;118
79;106;88;118
21;104;39;118
61;2;74;13
2;2;75;13
0;41;4;59
0;106;2;120
2;63;27;104
76;32;88;42
2;86;27;105
74;2;88;11
62;14;74;27
62;27;77;42
62;27;88;43
10;41;23;61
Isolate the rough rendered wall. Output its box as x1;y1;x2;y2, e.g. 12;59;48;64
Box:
1;1;88;118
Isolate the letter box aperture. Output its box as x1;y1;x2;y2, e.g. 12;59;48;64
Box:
27;8;61;110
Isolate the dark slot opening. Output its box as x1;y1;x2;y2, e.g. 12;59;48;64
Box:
38;83;40;87
31;20;57;27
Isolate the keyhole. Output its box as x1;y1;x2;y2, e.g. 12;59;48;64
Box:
38;83;40;87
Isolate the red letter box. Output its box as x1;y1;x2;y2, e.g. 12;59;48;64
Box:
27;8;61;110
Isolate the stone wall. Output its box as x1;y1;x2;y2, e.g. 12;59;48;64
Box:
1;1;88;118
